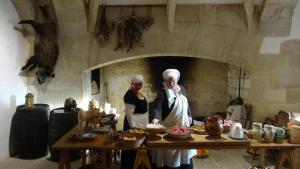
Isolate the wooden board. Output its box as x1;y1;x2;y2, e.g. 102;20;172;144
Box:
146;134;250;148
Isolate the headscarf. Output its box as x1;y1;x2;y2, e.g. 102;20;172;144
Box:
131;74;144;84
162;69;181;107
162;69;180;82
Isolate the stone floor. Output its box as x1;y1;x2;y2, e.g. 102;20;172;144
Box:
0;149;277;169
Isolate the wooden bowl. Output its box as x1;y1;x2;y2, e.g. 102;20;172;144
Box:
191;125;206;134
146;127;166;134
167;126;191;140
167;132;191;140
118;133;145;148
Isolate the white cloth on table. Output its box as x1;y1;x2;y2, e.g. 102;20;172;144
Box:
151;94;196;168
124;103;148;129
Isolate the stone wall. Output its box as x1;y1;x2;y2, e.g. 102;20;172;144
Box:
248;40;300;122
0;0;28;160
25;3;299;127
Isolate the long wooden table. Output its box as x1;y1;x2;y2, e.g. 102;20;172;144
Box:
52;126;300;169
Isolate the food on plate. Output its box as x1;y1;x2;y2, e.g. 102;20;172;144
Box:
122;136;137;141
169;126;190;135
222;119;235;133
191;125;205;134
146;123;164;128
128;129;145;134
146;124;165;134
222;120;235;126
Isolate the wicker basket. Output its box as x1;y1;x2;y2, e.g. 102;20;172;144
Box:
118;133;145;148
290;125;300;143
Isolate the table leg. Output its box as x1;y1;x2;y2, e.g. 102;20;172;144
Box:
258;148;265;168
81;150;87;167
288;149;296;169
133;150;152;169
58;150;71;169
275;149;296;169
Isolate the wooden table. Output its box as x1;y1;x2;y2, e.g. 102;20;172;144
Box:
249;140;300;169
52;126;300;169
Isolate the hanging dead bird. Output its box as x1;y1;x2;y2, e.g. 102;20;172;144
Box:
138;17;154;31
19;20;58;84
115;20;125;51
95;4;114;42
125;12;142;52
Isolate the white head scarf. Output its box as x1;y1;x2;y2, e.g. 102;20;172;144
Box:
131;74;144;84
162;69;180;82
162;69;181;107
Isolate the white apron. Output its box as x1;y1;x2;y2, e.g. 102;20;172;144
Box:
151;94;196;168
125;103;149;129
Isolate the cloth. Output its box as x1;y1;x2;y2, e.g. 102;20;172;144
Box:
163;82;179;108
163;69;180;81
124;103;149;129
121;89;148;169
151;86;191;121
151;91;196;168
226;105;247;125
162;94;190;127
124;90;147;114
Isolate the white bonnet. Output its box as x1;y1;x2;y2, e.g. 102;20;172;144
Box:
131;74;144;83
162;69;180;81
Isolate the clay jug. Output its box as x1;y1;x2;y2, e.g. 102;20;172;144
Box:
204;116;223;139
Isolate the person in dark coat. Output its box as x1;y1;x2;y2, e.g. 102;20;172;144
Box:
150;69;195;169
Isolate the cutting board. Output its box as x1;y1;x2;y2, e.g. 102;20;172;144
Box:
146;134;250;147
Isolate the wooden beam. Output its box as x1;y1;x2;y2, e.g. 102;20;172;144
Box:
86;0;100;32
98;0;265;5
243;0;254;30
166;0;176;33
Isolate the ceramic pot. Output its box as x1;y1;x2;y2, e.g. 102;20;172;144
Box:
264;124;276;143
204;117;223;139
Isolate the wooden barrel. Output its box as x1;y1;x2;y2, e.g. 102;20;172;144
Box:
48;107;81;161
9;104;49;159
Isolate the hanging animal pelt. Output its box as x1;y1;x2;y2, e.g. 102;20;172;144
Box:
115;10;154;52
95;4;114;42
19;20;59;84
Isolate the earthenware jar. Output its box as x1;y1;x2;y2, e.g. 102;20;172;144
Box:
252;122;263;141
204;116;223;139
274;127;285;143
264;124;276;143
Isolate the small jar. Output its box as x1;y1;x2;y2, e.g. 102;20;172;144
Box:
25;93;34;108
252;122;263;141
274;127;285;143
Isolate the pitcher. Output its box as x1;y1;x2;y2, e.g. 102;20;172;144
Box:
264;124;276;143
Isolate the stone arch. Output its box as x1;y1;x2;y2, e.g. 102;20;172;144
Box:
84;53;243;72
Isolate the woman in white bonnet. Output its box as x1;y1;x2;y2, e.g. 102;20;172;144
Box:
151;69;196;169
121;74;149;169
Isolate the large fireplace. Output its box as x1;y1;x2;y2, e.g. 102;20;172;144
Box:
89;56;240;130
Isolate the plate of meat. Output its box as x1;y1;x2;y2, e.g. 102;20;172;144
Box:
167;126;191;140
